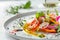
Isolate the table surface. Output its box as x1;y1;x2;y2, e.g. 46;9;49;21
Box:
0;1;60;40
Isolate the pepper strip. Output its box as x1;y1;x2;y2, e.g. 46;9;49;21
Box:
40;28;56;33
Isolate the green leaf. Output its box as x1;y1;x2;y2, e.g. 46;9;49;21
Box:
55;9;58;16
35;11;44;19
14;6;19;10
7;6;19;14
23;20;26;22
6;1;31;14
19;4;24;9
40;11;45;16
57;25;60;32
23;1;31;9
36;12;40;19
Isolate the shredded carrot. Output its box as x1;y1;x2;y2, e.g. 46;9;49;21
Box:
40;28;56;33
50;19;59;25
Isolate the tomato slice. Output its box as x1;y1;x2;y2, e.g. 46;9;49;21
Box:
31;21;40;31
28;18;40;32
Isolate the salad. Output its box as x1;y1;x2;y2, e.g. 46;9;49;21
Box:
22;10;60;38
9;10;60;38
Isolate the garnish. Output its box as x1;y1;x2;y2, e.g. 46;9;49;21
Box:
57;25;60;32
18;20;26;27
35;11;44;19
23;1;31;9
6;1;31;14
6;6;19;14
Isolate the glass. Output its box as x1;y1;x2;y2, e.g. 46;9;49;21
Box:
43;0;59;8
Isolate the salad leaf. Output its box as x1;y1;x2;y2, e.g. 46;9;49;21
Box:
19;21;24;26
36;12;40;19
35;11;44;19
57;25;60;32
23;1;31;9
40;11;45;16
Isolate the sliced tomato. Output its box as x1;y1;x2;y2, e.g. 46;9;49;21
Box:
30;18;37;26
31;21;40;31
28;18;40;32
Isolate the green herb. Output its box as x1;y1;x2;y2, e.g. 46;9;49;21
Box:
55;9;58;16
40;11;45;16
18;20;26;27
6;1;31;14
35;11;44;19
6;6;19;14
38;34;45;38
19;4;24;9
35;12;40;19
19;21;24;26
22;20;26;23
23;1;31;9
57;25;60;32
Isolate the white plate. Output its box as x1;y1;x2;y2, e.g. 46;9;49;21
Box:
4;11;60;40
